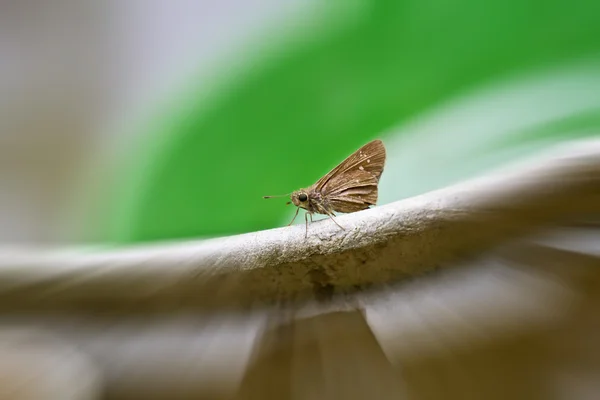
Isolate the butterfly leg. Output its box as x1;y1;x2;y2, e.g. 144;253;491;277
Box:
287;207;300;226
304;212;312;238
326;212;345;231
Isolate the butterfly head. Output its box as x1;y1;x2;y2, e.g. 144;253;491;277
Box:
291;190;310;209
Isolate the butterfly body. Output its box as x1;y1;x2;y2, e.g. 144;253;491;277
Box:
265;139;386;237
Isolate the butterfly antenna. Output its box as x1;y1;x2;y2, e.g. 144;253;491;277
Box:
263;193;291;199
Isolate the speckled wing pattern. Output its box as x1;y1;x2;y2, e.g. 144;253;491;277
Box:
311;140;386;214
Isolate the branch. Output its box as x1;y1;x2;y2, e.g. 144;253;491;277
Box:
1;139;600;313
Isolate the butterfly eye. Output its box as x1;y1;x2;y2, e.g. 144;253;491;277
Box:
298;193;308;202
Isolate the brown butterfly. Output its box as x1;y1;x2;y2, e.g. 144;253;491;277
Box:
264;139;386;237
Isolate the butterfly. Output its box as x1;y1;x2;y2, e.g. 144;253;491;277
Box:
264;139;386;237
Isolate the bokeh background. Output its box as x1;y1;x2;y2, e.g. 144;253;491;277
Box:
1;0;599;246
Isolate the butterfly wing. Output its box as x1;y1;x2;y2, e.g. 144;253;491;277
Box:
311;140;386;214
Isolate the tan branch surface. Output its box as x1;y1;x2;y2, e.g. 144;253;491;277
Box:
1;139;600;313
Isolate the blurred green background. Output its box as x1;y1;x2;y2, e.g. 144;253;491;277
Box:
86;0;600;244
